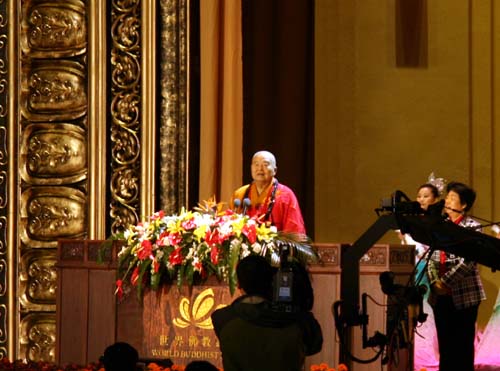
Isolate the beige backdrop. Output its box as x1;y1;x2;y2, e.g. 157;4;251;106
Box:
315;0;500;332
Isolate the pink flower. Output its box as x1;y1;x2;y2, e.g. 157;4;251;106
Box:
157;230;169;246
168;232;182;246
181;218;196;230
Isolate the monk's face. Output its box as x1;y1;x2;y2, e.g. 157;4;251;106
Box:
251;153;276;185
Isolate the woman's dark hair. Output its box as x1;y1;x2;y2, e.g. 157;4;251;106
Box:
418;183;439;198
446;181;476;211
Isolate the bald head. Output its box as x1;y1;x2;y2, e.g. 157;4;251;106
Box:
251;151;277;188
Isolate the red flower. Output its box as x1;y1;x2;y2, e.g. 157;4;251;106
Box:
115;280;124;299
131;266;140;286
205;229;221;246
137;240;153;260
157;230;169;246
153;259;160;273
151;210;165;220
210;245;219;265
169;247;183;265
242;223;257;244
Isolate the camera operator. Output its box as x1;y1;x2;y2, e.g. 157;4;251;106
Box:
211;255;323;371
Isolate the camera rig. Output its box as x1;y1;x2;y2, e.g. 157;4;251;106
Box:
334;190;500;367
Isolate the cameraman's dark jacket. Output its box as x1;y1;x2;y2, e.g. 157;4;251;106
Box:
211;295;323;371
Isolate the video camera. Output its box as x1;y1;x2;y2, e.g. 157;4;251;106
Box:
377;190;423;216
272;245;314;313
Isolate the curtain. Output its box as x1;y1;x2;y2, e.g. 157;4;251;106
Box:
241;0;315;233
199;0;243;205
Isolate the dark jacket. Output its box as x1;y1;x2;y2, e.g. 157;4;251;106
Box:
211;295;323;371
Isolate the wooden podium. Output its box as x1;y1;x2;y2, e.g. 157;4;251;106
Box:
55;239;120;366
56;240;414;370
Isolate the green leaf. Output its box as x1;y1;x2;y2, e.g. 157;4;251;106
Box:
228;243;241;295
151;272;160;290
136;260;152;300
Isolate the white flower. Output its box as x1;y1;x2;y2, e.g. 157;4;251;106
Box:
251;242;262;254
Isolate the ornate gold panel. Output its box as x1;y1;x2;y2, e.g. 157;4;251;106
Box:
19;313;56;362
20;187;87;247
21;0;86;58
19;249;56;311
20;123;87;184
21;60;87;121
109;0;141;234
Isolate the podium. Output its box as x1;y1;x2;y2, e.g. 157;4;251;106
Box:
56;240;415;370
55;239;119;366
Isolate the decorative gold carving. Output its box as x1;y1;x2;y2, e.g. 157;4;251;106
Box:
0;304;6;342
20;313;56;362
390;246;415;265
0;171;6;208
360;246;387;265
20;123;87;184
20;187;87;247
159;0;188;213
19;250;56;309
22;0;86;57
21;60;86;121
316;245;339;265
173;288;225;330
110;0;141;234
0;259;5;296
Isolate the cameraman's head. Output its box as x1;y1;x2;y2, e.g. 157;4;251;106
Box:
101;342;139;371
237;255;274;300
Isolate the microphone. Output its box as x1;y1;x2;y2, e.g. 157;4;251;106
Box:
443;205;464;214
233;198;241;210
242;198;251;215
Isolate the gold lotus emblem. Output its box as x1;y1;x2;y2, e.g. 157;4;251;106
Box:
173;288;226;329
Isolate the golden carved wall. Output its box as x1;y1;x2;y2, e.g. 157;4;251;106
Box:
0;0;189;361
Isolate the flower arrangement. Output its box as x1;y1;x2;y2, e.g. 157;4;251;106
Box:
106;199;317;298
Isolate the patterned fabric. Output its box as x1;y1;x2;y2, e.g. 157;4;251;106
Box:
427;216;486;309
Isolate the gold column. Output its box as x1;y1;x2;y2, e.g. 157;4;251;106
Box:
6;0;18;359
141;0;156;218
88;0;108;239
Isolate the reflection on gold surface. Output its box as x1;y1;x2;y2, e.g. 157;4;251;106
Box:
22;0;86;57
173;288;226;330
19;250;57;310
20;123;87;184
19;313;56;362
24;61;86;118
20;187;87;247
